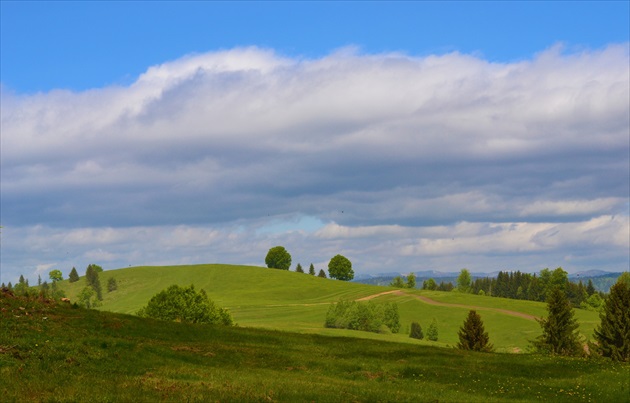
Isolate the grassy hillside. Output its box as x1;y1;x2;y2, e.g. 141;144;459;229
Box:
2;291;628;402
57;264;601;353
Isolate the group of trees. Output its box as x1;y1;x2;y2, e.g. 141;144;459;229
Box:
265;246;354;281
451;273;630;361
325;300;400;334
409;319;439;341
390;273;416;289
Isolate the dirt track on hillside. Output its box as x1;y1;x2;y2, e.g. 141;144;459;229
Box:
356;290;540;321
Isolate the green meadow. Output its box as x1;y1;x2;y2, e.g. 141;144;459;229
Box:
2;287;628;402
56;264;602;352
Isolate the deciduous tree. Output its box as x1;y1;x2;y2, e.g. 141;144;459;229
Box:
406;273;416;289
265;246;292;270
457;269;472;293
328;254;354;281
49;269;63;282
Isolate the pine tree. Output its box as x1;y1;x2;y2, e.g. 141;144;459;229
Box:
426;319;439;341
295;263;304;273
317;269;327;278
69;267;80;283
593;279;630;362
457;310;493;352
409;321;424;340
308;263;316;275
532;287;582;356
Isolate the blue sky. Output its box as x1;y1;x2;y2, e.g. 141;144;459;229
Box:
1;1;629;284
2;1;628;92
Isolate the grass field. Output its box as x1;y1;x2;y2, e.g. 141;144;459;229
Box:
1;291;628;402
55;264;601;353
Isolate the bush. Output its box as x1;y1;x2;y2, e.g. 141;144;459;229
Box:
325;300;400;334
410;321;424;340
137;284;233;326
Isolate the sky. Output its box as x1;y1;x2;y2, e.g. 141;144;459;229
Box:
1;1;629;284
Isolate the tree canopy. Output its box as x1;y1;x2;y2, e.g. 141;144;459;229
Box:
265;246;292;270
49;269;63;282
328;254;354;281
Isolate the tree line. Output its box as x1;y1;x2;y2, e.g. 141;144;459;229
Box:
265;246;354;281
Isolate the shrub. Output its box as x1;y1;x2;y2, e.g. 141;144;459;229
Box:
325;300;400;334
137;284;233;326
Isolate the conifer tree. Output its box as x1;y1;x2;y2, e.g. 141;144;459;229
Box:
409;321;424;340
593;277;630;362
318;269;327;278
295;263;304;273
457;310;493;352
532;287;582;356
69;267;80;283
308;263;316;275
426;318;439;341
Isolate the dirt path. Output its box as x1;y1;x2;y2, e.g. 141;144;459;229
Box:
357;290;540;321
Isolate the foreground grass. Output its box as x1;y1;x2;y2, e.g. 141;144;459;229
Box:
1;292;628;402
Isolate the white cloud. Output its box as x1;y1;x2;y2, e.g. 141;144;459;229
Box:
1;44;628;283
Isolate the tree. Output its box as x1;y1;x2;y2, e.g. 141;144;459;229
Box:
137;284;233;326
69;267;80;283
308;263;316;276
88;264;103;273
78;287;99;309
422;278;437;290
328;254;354;281
85;265;103;301
457;269;472;293
107;277;118;292
390;276;405;288
532;287;582;356
406;273;416;289
426;318;439;341
38;274;42;286
457;310;493;352
410;321;424;340
593;277;630;361
265;246;292;270
295;263;304;273
318;269;327;278
49;269;63;282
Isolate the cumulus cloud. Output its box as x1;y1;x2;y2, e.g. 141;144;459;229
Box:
1;45;628;282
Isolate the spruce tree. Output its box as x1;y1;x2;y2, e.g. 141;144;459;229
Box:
532;287;582;356
593;279;630;362
457;310;493;352
69;267;80;283
308;263;316;275
409;321;424;340
317;269;327;278
426;318;439;341
295;263;304;273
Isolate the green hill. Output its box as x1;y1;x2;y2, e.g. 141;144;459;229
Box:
57;264;601;352
1;289;628;402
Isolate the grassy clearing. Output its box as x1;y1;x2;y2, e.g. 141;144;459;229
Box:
1;292;628;402
56;264;601;352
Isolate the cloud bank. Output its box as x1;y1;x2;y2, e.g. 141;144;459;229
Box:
2;45;628;282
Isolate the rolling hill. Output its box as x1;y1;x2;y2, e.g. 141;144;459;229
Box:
57;264;602;352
